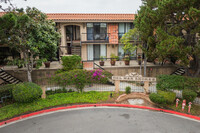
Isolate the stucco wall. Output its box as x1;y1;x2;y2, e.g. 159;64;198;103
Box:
59;23;86;56
81;44;87;60
4;65;176;86
103;65;177;77
107;44;118;58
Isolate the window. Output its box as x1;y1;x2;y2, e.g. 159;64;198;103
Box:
87;44;107;61
66;25;80;41
118;23;134;39
87;23;107;40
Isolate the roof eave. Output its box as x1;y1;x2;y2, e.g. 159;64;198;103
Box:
50;19;134;23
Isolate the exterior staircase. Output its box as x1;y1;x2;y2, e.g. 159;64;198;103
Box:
71;46;81;56
171;67;185;76
0;68;22;85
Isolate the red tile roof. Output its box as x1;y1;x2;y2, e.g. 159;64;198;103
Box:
0;12;135;22
46;13;135;22
0;12;5;16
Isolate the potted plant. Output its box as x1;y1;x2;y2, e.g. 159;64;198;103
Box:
33;59;43;69
124;55;130;65
137;54;142;65
99;56;105;66
43;58;50;68
110;53;116;66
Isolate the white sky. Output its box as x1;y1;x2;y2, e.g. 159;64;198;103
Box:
3;0;142;13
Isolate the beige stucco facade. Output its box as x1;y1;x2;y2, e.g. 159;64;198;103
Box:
81;44;87;60
107;44;118;58
56;21;141;61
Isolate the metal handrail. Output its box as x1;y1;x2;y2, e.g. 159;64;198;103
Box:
93;62;105;70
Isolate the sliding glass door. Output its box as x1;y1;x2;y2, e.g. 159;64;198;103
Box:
93;44;100;60
87;44;107;61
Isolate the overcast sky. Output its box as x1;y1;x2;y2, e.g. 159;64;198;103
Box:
5;0;142;13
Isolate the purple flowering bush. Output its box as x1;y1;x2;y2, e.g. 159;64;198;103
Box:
52;69;112;93
88;69;112;84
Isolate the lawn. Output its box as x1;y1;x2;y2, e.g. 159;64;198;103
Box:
0;91;112;121
166;102;200;116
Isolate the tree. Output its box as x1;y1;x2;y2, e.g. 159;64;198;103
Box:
0;7;60;82
135;0;200;76
120;28;139;55
0;0;27;11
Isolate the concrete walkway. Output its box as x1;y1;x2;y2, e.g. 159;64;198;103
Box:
0;107;199;133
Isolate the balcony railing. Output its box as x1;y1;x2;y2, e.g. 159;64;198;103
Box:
66;33;81;41
82;33;109;40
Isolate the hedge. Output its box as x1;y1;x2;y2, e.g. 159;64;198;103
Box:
149;93;166;104
61;55;82;71
12;82;42;103
156;75;200;95
182;89;197;103
158;90;176;104
0;84;15;98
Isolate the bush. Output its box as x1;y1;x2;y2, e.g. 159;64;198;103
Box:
52;69;112;93
157;75;185;91
149;93;166;104
182;89;197;103
158;91;176;104
125;86;131;94
184;78;200;96
12;82;42;103
61;55;81;71
0;84;15;98
156;75;200;94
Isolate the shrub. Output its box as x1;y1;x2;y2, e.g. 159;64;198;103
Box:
158;91;176;104
182;89;197;103
0;84;15;98
125;86;131;94
149;93;166;104
88;69;112;84
61;55;81;71
184;78;200;96
52;69;112;93
157;75;185;91
156;75;200;95
12;82;42;103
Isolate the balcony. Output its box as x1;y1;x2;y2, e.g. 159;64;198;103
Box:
81;33;109;43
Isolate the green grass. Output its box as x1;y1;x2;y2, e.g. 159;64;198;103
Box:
0;91;110;121
167;102;200;116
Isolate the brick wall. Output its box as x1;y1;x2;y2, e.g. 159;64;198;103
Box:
108;23;118;44
83;62;93;70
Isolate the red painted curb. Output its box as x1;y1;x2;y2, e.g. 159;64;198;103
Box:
0;104;199;126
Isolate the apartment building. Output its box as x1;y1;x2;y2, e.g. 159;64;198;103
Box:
47;13;140;61
0;13;141;65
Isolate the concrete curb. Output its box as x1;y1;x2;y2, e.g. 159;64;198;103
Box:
0;104;200;126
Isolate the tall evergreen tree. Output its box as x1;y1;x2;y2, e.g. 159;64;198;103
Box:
136;0;200;76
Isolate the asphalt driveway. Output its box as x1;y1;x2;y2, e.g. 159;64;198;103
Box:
0;107;199;133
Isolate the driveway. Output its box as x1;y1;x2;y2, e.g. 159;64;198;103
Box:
0;107;199;133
